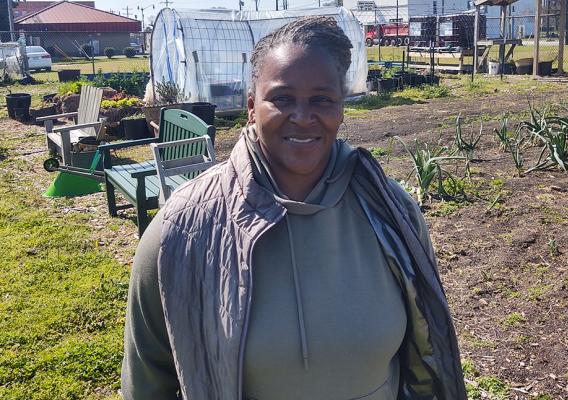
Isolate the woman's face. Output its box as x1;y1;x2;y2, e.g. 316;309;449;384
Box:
248;44;344;189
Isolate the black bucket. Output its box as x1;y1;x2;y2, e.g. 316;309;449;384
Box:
58;69;81;82
121;117;152;140
538;61;553;76
190;102;217;144
5;93;32;121
190;102;216;125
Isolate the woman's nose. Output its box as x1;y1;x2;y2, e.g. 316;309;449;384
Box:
289;101;315;126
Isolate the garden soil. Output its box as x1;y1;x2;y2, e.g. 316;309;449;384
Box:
3;79;567;399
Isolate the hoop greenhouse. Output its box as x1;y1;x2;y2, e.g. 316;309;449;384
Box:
150;7;367;112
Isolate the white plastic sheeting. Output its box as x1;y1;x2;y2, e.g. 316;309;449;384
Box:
151;7;367;111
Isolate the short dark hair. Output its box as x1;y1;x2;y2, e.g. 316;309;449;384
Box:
250;16;353;95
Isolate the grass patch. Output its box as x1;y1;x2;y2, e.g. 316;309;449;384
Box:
0;148;128;398
428;200;465;217
32;56;149;82
395;84;451;100
477;376;508;399
527;284;552;301
463;361;509;400
345;93;422;112
502;312;526;327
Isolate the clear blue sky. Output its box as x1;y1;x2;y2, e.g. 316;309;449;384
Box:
95;0;324;24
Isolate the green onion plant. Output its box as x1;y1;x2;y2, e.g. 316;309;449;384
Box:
396;137;464;205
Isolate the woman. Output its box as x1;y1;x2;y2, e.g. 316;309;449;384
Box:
121;16;466;400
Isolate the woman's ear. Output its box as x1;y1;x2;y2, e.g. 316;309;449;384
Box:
247;90;255;124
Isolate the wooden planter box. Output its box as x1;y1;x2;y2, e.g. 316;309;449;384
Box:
30;105;57;125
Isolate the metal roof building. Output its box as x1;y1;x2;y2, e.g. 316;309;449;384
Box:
15;1;141;32
13;1;142;57
13;1;95;20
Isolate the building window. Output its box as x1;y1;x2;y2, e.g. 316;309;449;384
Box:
433;0;437;14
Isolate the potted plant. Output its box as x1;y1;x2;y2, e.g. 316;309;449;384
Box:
99;92;144;138
142;79;191;131
121;112;151;140
5;89;32;121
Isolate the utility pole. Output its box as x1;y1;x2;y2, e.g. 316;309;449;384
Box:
137;4;155;31
122;5;131;17
396;0;399;44
161;0;173;7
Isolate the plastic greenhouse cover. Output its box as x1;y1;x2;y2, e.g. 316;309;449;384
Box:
150;7;367;112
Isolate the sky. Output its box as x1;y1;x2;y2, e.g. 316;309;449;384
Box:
95;0;326;24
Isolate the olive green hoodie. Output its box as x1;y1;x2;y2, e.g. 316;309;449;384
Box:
243;132;407;400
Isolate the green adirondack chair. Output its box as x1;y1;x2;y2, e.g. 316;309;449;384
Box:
97;108;216;236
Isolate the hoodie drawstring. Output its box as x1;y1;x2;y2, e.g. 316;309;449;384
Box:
285;216;309;371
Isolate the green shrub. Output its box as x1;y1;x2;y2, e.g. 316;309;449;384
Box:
100;97;143;108
79;43;93;59
91;71;149;97
398;84;450;100
123;47;136;58
57;79;93;96
346;93;392;110
104;47;116;59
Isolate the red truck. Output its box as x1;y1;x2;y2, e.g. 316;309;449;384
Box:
365;23;410;47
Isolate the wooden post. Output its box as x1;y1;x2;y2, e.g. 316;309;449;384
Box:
474;5;480;73
559;0;566;73
499;4;507;76
533;0;542;76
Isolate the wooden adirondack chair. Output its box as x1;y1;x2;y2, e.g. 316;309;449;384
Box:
37;85;105;169
97;108;216;236
151;134;215;205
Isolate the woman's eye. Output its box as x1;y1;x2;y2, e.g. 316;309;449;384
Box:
311;96;333;104
272;95;293;105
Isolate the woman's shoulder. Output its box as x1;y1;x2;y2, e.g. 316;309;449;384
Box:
164;160;230;214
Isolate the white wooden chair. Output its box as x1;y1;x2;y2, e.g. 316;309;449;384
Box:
37;85;105;168
150;135;216;205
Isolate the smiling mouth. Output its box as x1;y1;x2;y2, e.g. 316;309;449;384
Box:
285;137;319;143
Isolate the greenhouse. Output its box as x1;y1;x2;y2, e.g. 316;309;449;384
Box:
150;7;367;112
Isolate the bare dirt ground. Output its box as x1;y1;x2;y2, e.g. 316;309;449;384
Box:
3;77;567;399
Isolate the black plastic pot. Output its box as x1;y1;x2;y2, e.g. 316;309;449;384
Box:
408;73;425;87
58;69;81;82
190;102;216;126
424;75;440;85
5;93;31;121
122;117;151;140
538;61;553;76
378;78;397;92
188;102;217;145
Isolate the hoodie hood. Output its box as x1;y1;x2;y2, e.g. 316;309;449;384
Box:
243;125;357;215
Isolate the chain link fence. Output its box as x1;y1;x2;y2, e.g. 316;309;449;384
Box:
0;30;150;81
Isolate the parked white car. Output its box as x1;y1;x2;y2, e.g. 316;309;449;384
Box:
6;46;52;72
25;46;52;71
